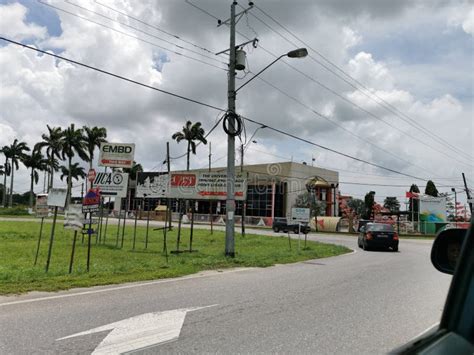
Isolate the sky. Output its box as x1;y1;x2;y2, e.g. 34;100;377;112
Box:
0;0;473;208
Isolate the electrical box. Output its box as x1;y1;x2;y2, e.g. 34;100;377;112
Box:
235;49;246;70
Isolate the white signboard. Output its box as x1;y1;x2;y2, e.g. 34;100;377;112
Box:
168;172;247;200
47;188;67;207
98;143;135;168
291;207;310;222
419;196;447;222
94;172;129;197
35;194;49;218
136;172;169;198
64;204;83;231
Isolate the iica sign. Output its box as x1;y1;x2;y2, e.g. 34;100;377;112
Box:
99;143;135;168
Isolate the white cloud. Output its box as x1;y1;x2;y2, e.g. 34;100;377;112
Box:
347;52;394;90
0;3;47;41
0;0;472;202
448;3;474;36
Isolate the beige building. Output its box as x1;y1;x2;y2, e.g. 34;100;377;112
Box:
121;162;339;219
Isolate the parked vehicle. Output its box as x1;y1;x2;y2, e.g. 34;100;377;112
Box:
272;217;310;234
358;222;399;251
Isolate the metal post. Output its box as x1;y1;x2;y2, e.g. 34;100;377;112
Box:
104;197;110;243
453;189;458;227
166;142;172;231
241;143;245;237
209;142;213;234
34;217;45;266
133;199;139;250
145;207;150;249
45;206;58;272
462;173;473;215
87;212;92;272
69;230;77;274
225;1;237;257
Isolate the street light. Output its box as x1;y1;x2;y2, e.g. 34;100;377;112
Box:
235;48;308;92
222;3;308;257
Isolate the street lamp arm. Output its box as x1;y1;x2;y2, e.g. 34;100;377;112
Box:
235;54;285;92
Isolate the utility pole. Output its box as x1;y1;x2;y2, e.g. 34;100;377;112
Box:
241;143;245;237
462;173;473;215
225;1;237;257
209;142;213;234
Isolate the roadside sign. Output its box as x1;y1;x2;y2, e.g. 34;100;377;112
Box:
291;207;310;222
136;172;169;198
87;168;96;182
35;194;49;218
47;188;67;207
94;172;129;197
82;189;100;213
168;172;247;200
64;204;84;231
98;143;135;168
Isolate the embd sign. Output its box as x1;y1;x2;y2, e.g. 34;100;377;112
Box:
99;143;135;168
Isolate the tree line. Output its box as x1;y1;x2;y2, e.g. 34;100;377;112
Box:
1;125;107;209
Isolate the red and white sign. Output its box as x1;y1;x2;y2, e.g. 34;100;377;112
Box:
98;143;135;168
87;169;96;182
169;172;247;200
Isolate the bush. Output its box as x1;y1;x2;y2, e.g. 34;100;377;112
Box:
0;207;30;216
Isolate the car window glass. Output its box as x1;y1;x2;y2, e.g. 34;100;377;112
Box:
367;224;394;232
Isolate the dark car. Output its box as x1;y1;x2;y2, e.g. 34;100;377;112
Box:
358;222;399;251
272;217;310;234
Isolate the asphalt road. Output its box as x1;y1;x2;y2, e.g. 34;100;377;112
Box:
0;221;452;354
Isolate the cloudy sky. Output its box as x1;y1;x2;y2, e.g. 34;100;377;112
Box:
0;0;473;207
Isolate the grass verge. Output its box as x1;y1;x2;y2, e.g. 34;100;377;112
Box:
0;221;350;295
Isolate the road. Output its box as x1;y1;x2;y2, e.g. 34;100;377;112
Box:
0;220;451;354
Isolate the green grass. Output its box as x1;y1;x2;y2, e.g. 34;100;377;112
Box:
0;221;350;295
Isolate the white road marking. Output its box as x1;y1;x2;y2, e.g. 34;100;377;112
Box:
0;269;250;307
57;305;216;354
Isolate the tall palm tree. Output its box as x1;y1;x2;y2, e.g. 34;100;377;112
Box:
34;125;63;192
22;150;48;209
0;146;11;208
60;124;88;206
83;126;107;171
60;163;86;184
172;121;207;171
122;161;143;181
6;139;30;207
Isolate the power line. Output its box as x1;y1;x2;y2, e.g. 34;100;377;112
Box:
0;36;445;183
37;1;227;72
252;4;474;163
94;0;217;55
64;0;226;65
252;74;440;177
244;146;464;182
236;28;473;169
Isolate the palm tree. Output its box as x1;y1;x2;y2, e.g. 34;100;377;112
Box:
60;123;88;206
172;121;207;171
22;151;48;209
83;126;107;171
6;139;30;207
0;146;11;208
60;163;86;184
35;125;63;192
122;161;143;181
